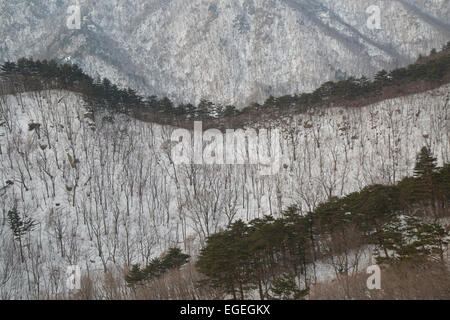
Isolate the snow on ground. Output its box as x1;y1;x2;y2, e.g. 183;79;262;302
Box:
0;85;448;298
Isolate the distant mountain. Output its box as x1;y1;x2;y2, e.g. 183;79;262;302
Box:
0;0;449;106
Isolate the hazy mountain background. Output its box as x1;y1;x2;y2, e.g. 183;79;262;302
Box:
0;0;449;106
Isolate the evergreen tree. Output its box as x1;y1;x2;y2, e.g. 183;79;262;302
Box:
177;103;195;118
142;257;166;280
196;220;253;299
414;147;438;178
125;264;146;287
248;215;284;299
373;215;404;264
413;147;439;214
161;247;190;270
0;61;17;74
223;105;238;117
159;97;174;111
378;216;448;264
7;207;36;262
436;164;450;203
263;95;277;107
125;248;190;286
197;99;214;119
374;69;389;89
266;273;308;300
402;218;448;262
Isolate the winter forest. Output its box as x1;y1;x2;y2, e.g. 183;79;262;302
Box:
0;44;449;299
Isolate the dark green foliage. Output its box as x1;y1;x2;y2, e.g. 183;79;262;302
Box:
7;207;36;263
374;69;389;83
125;264;146;286
0;61;17;74
196;149;450;299
196;99;214;119
375;216;448;264
436;163;450;202
411;147;440;215
196;220;254;299
414;147;438;178
0;58;174;114
1;41;449;123
266;273;309;300
401;217;447;262
223;105;240;117
0;58;228;120
161;247;190;270
7;207;36;240
125;248;190;287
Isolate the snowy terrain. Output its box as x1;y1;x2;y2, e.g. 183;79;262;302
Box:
0;84;448;298
0;0;449;105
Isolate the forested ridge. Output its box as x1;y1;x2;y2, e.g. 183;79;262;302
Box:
1;41;450;129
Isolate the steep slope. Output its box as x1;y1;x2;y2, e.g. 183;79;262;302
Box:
0;0;449;105
0;83;448;298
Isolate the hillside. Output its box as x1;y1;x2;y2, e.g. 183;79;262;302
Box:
1;44;450;132
0;74;449;298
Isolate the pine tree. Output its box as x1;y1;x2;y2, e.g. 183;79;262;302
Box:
7;207;36;262
414;147;438;178
197;99;214;119
436;164;450;203
410;220;448;262
391;217;448;263
413;147;439;215
196;220;253;299
125;264;145;287
125;248;190;287
142;257;166;280
196;230;237;298
374;70;389;90
159;97;174;112
178;103;195;118
223;105;238;117
266;273;308;300
352;185;401;260
373;215;404;264
0;62;17;74
248;215;283;299
161;248;190;270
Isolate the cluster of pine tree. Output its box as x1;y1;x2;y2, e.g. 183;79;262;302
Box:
125;248;190;287
245;42;450;112
196;148;450;300
0;58;159;111
0;58;239;120
1;41;449;124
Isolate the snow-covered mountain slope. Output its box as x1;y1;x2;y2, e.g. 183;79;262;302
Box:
0;0;449;106
0;85;448;298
